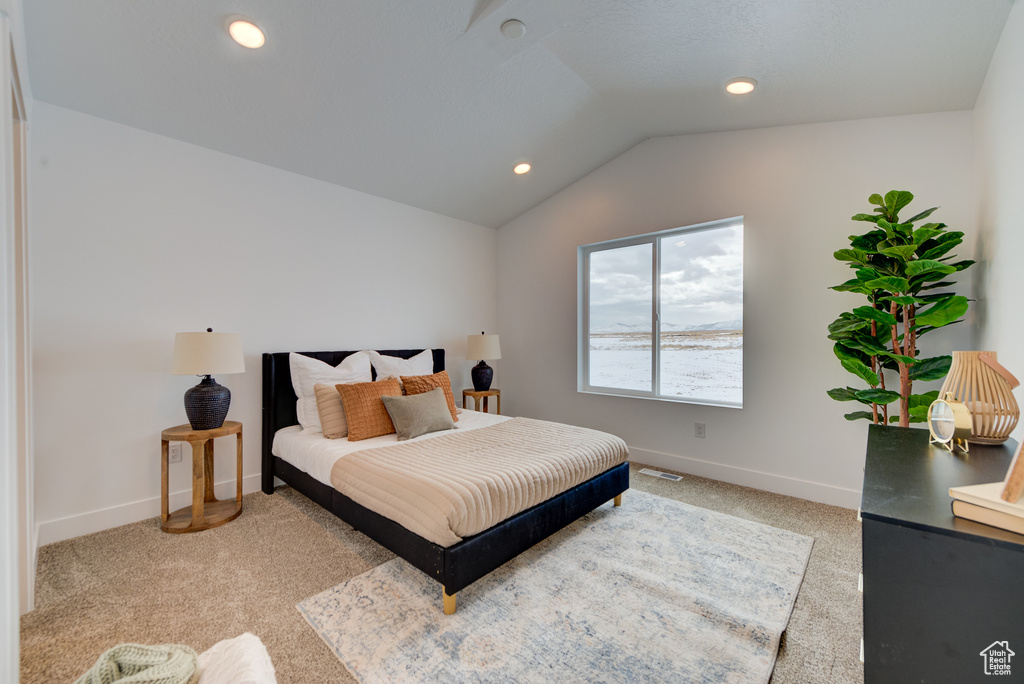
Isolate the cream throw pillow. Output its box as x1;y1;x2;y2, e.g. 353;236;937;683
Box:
313;383;349;438
289;352;371;431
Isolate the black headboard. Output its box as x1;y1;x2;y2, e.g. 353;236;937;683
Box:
262;349;445;492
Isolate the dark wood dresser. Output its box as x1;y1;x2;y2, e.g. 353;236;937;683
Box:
861;424;1024;683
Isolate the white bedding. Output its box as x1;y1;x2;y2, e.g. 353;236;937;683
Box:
272;408;510;486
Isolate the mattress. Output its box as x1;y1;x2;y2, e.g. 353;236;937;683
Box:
272;407;509;485
330;417;629;547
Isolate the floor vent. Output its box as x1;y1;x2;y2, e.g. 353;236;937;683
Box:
639;468;683;481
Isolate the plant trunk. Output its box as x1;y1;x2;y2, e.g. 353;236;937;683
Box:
899;364;911;427
890;302;911;427
901;304;916;427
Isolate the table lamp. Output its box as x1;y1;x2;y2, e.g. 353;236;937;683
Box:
172;328;245;430
466;332;501;392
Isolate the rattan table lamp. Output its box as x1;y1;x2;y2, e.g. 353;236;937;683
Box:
172;328;245;430
938;351;1020;444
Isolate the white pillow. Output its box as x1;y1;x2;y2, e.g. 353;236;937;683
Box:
197;633;276;684
369;349;433;382
289;351;371;430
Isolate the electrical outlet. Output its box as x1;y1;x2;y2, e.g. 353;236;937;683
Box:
695;422;706;439
169;443;182;463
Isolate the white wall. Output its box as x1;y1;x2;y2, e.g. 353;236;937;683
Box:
974;0;1024;445
497;112;975;508
30;102;498;544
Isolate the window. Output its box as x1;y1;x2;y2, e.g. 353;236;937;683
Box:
578;217;743;407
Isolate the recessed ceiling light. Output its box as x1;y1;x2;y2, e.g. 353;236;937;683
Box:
501;19;527;39
228;19;265;49
513;162;531;175
725;77;757;95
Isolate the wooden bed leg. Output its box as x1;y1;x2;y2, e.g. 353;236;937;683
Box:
443;589;457;615
614;493;622;507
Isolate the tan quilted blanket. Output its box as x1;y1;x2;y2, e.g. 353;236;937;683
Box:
330;417;628;547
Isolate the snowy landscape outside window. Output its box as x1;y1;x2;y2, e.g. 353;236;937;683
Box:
578;218;743;407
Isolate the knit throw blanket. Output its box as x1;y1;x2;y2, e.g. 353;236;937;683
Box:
74;643;198;684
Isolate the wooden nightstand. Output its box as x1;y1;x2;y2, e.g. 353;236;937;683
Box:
462;388;500;415
161;420;243;533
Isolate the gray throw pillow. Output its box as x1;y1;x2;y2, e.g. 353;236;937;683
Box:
381;388;457;441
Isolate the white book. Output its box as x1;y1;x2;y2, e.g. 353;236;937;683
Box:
949;481;1024;519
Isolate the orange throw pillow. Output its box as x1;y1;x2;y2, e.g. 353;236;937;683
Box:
336;376;402;441
401;370;459;422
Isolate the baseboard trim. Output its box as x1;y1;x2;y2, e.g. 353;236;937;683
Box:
629;447;862;509
37;453;861;544
36;473;264;547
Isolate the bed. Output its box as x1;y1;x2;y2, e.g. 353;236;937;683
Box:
262;348;630;614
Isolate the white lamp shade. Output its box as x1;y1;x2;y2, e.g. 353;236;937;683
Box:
466;334;501;361
172;332;245;375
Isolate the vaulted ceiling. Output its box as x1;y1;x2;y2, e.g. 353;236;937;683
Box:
23;0;1013;227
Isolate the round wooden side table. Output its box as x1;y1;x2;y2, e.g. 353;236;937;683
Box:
462;388;501;415
161;420;243;533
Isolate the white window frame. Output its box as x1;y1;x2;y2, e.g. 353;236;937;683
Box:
577;217;743;408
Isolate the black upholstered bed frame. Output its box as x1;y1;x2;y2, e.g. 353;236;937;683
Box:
262;349;629;611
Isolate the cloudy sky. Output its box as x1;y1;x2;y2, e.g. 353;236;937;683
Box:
588;224;743;331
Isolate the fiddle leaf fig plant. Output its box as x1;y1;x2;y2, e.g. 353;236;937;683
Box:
827;190;973;427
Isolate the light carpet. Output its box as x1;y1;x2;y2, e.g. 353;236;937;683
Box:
297;490;814;683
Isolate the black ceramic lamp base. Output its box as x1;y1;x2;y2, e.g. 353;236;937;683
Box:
184;375;231;430
471;361;494;392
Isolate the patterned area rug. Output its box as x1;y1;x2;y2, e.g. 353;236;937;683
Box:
297;490;814;683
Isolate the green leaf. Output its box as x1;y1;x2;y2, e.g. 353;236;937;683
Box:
915;295;969;328
828;315;870;335
905;207;939;224
919;241;960;261
916;292;954;302
877;219;897;239
852;305;897;326
828;387;869;403
878;356;899;372
845;411;876;422
909;391;940;410
855;388;902;405
834;344;880;386
884;190;915;219
912;226;942;244
843;335;889;357
908;356;952;381
830;278;874;294
914;320;963;339
877;350;918;365
849;230;887;251
864;276;909;292
889;415;902;423
879;244;917;260
892;222;915;238
868;193;885;207
855;267;887;281
935;231;963;244
881;295;926;306
919;280;956;291
906;259;957;279
947;259;975;272
852;213;882;223
834;248;869;264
